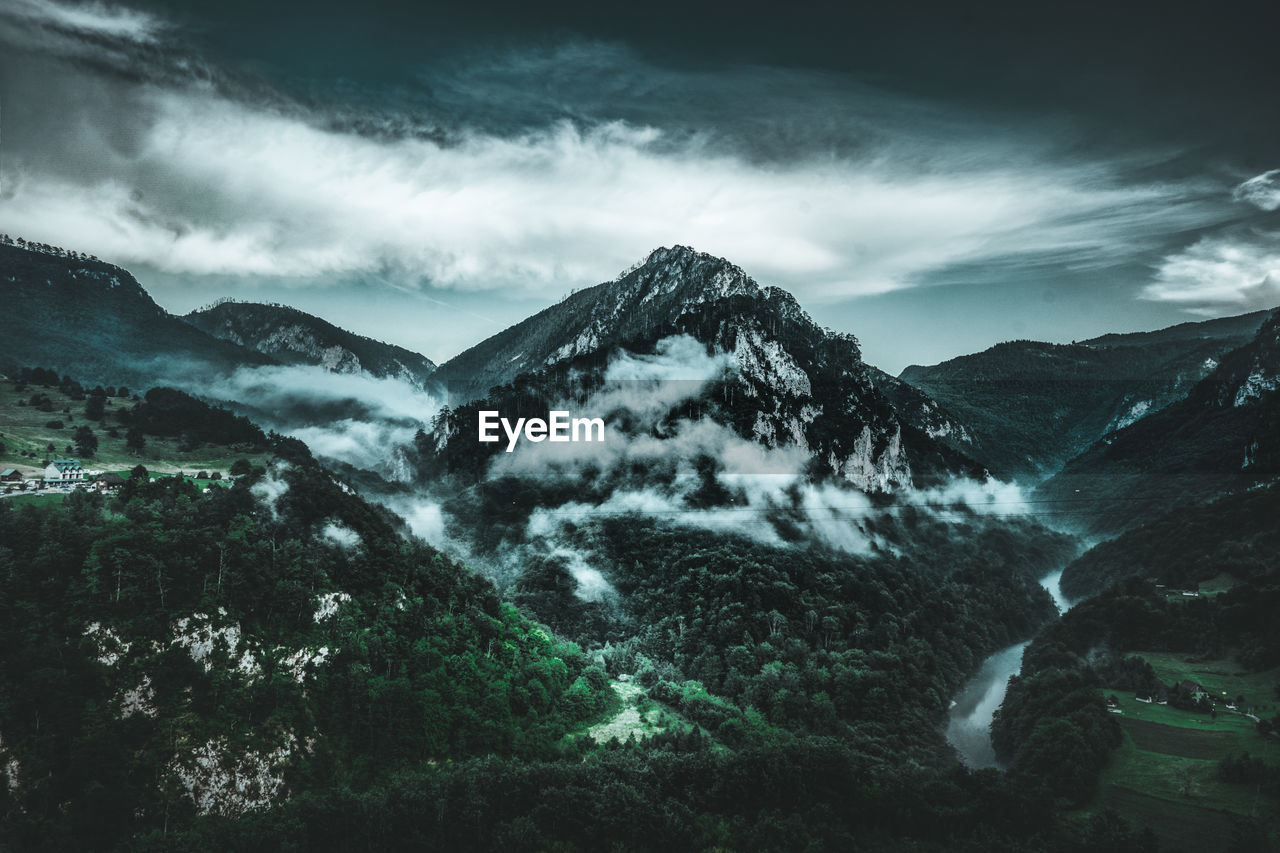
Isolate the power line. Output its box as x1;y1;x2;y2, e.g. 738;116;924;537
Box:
501;492;1244;524
516;492;1192;516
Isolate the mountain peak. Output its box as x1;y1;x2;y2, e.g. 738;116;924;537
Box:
635;243;712;267
429;246;989;492
620;245;757;299
436;246;822;399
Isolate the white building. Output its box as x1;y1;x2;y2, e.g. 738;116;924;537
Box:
43;459;85;485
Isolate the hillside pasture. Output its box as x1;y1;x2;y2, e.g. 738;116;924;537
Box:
0;380;269;477
1103;786;1238;852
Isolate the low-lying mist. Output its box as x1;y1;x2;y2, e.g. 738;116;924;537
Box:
169;336;1072;611
180;364;443;481
379;337;1063;605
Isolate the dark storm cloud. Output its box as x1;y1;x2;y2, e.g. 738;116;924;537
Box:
1;0;1276;369
124;0;1280;164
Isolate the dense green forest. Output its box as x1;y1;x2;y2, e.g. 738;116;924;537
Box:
4;358;1278;848
156;741;1162;852
1059;482;1280;600
0;445;611;849
571;515;1072;749
0;432;1165;850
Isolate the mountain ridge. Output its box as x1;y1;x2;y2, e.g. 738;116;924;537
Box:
185;301;437;388
896;310;1270;480
1080;309;1270;348
0;242;276;386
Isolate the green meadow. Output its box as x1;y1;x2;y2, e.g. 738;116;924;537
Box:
1084;653;1280;848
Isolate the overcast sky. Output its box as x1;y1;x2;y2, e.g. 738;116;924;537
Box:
2;0;1278;372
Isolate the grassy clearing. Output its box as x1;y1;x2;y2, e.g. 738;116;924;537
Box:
1081;652;1280;844
1103;689;1262;737
1097;734;1259;814
1121;717;1238;760
1138;651;1280;718
2;492;69;509
1103;785;1239;851
0;381;270;478
1197;573;1239;597
575;681;711;748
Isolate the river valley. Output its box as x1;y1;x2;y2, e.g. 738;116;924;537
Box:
945;569;1071;768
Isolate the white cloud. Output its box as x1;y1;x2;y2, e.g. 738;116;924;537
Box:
1143;234;1280;310
195;364;441;480
603;334;731;383
549;549;615;602
320;522;361;550
485;339;1035;556
1233;169;1280;212
909;477;1031;518
250;466;290;517
1;0;165;44
0;62;1214;307
392;497;447;545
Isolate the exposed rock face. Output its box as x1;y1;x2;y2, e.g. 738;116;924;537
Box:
167;735;297;818
430;246;984;490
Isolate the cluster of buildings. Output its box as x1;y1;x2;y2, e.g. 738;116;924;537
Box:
0;460;122;493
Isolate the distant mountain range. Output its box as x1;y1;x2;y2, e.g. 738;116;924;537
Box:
185;301;437;388
3;238;1277;510
1080;311;1269;348
0;243;438;391
1038;307;1280;533
898;312;1268;480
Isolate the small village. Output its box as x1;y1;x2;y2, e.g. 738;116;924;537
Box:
2;458;115;494
0;366;272;503
1106;679;1265;725
1;458;230;497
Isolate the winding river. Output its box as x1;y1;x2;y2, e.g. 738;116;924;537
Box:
945;569;1071;768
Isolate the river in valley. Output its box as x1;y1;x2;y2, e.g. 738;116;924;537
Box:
945;569;1071;768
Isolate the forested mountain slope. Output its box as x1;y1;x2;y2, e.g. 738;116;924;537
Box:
0;441;611;848
186;301;437;388
1058;481;1280;600
898;311;1268;480
0;243;274;386
1038;308;1280;534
